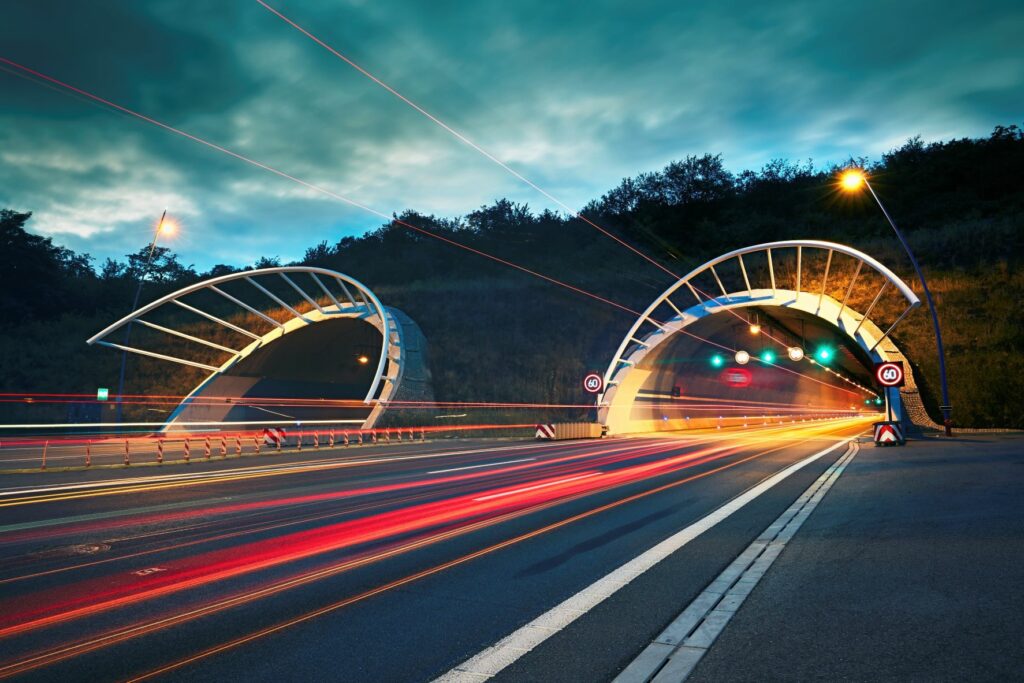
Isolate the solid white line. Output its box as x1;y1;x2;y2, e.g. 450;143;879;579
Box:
472;473;599;502
435;436;855;682
614;442;860;683
428;458;535;474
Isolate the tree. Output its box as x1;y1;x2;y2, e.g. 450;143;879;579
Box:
0;209;94;321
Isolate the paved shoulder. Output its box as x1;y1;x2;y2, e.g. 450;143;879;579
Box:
688;434;1024;682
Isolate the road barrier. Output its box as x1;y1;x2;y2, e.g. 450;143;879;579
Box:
41;441;48;470
204;436;211;459
184;438;190;463
157;439;164;465
85;441;91;467
536;423;602;440
124;439;130;466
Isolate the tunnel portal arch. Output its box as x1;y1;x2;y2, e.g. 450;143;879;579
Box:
599;240;924;434
88;266;432;431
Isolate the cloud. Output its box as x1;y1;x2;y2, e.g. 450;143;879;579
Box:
0;0;1020;270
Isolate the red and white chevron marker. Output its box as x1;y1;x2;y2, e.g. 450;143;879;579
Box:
873;421;904;445
536;424;556;440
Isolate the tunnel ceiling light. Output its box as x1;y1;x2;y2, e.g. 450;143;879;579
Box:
749;323;761;335
357;355;370;365
710;354;725;368
735;350;750;365
787;346;805;361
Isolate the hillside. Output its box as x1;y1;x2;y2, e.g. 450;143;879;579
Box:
1;125;1021;428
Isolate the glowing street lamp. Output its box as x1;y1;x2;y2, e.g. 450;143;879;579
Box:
748;323;761;335
840;169;865;191
787;346;805;361
840;167;953;435
735;350;750;365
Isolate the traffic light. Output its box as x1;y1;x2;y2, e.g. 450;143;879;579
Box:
815;346;834;363
874;397;883;405
711;354;725;368
760;350;776;363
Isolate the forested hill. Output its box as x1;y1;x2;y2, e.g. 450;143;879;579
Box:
1;125;1022;427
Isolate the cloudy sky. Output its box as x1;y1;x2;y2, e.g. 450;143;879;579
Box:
1;0;1021;270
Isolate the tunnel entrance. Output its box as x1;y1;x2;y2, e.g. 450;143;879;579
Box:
168;318;385;425
619;305;879;431
88;266;434;432
598;241;925;435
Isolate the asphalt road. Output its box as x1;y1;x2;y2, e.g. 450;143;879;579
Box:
0;418;871;681
686;432;1024;682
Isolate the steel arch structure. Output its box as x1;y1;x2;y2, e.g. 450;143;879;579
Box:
88;266;406;430
599;240;922;433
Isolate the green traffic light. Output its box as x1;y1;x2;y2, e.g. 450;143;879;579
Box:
815;346;833;363
710;354;724;368
874;397;884;405
760;350;776;363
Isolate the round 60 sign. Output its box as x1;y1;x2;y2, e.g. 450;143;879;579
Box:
583;372;604;394
874;361;905;388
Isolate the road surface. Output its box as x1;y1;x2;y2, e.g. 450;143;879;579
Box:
0;418;873;680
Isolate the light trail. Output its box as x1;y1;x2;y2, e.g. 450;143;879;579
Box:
252;0;885;401
0;419;872;678
0;439;736;636
256;0;680;280
0;57;751;362
0;57;641;318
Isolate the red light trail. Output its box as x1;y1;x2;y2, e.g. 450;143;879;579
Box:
0;418;872;679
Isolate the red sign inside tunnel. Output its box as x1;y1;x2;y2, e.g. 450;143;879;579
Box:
720;367;753;388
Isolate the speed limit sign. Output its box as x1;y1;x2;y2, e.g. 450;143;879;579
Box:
583;372;604;394
874;361;905;388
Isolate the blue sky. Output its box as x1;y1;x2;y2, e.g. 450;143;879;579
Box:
1;0;1021;270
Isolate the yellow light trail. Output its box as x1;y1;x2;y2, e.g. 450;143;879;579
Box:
0;418;873;679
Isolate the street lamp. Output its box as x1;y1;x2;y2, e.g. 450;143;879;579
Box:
840;168;953;435
115;210;174;423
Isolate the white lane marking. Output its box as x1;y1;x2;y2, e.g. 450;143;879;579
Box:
472;473;600;502
435;436;855;682
428;458;535;474
615;442;860;683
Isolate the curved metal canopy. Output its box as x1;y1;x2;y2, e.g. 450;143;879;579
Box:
602;239;922;398
88;266;395;404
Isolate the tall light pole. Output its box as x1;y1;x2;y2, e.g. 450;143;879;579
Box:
115;210;175;423
840;169;953;435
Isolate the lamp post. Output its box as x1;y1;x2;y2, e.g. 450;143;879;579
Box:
840;169;952;435
115;210;175;423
